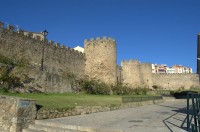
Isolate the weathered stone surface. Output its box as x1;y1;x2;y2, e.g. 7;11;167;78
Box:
0;22;199;92
0;26;85;93
0;96;36;132
121;60;199;90
84;37;117;85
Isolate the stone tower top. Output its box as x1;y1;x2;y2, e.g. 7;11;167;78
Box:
84;36;115;47
121;60;140;66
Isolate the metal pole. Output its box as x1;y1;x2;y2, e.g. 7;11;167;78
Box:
197;33;200;81
187;93;190;131
192;94;198;131
41;44;44;71
41;30;48;71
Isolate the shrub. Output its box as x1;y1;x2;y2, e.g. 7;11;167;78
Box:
111;84;148;95
111;83;126;95
0;73;22;90
0;54;15;65
79;80;149;95
79;79;110;95
0;87;9;93
133;88;148;95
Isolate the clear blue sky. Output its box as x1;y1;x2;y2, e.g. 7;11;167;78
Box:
1;0;200;72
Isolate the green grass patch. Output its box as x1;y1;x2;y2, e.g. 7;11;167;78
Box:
0;93;156;110
0;93;122;110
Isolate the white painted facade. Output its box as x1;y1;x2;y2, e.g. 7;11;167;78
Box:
74;46;84;53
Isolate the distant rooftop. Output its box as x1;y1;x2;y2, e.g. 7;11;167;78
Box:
74;46;84;53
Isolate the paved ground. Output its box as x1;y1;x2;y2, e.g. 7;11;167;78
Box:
44;100;188;132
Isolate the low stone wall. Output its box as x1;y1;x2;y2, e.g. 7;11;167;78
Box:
36;98;178;120
0;96;36;132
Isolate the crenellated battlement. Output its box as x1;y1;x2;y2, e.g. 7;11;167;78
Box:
0;21;84;57
0;20;198;91
0;21;87;93
121;59;140;66
84;36;116;47
0;21;44;41
140;63;152;68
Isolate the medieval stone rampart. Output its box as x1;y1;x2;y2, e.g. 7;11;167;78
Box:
84;37;117;85
0;21;199;91
0;22;85;93
121;59;199;89
152;73;199;90
0;22;85;76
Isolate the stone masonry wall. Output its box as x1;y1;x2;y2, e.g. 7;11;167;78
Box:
0;21;199;91
84;37;117;85
0;96;36;132
152;73;199;90
140;63;153;88
0;22;85;92
121;60;141;87
121;60;199;89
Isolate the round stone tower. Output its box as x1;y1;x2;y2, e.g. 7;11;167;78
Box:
84;36;117;85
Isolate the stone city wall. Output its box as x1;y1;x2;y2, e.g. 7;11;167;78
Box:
0;21;199;91
152;73;199;90
121;59;199;89
0;96;36;132
0;22;85;92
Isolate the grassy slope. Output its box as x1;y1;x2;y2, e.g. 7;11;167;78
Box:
0;93;122;109
0;93;158;110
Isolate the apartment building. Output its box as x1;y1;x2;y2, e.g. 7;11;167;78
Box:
152;64;192;74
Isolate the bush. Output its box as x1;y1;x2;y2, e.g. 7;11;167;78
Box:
0;87;9;93
0;54;15;65
111;83;148;95
0;65;23;91
0;74;22;90
111;83;127;95
80;79;110;95
79;80;149;95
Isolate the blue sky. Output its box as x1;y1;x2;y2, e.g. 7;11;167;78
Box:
1;0;200;72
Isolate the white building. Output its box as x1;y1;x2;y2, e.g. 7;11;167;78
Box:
166;67;175;74
152;64;193;74
74;46;84;53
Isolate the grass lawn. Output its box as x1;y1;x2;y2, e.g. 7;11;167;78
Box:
0;92;156;110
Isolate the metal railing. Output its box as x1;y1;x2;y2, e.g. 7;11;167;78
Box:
187;92;200;131
122;96;163;103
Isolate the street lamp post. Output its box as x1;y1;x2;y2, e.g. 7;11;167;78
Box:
41;29;48;71
168;82;170;91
